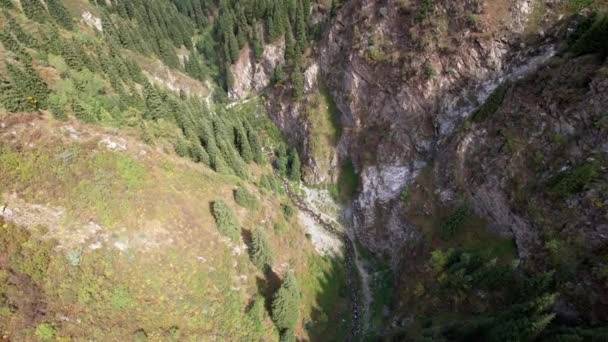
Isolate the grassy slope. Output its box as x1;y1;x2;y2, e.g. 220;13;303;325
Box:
0;111;348;340
0;1;350;340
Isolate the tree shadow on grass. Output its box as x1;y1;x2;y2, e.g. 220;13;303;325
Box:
304;255;352;342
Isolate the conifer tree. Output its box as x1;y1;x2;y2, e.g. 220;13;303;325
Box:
295;0;307;50
143;81;165;120
63;39;86;70
276;144;288;176
211;200;240;241
4;63;49;111
218;136;248;179
235;122;254;163
244;120;264;164
40;25;62;55
21;0;47;23
0;0;13;9
0;77;23;112
5;14;37;47
47;0;74;30
175;136;190;158
288;147;301;182
72;100;97;123
250;228;273;271
292;71;304;98
272;272;300;333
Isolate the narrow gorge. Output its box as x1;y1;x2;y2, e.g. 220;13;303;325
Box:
0;0;607;341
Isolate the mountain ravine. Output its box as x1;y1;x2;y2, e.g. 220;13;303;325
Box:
0;0;607;340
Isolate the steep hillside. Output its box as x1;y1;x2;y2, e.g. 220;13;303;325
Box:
0;0;353;341
1;0;608;341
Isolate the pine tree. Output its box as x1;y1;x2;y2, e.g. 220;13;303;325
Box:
189;136;211;165
235;122;254;162
40;25;62;55
62;39;86;70
292;66;304;98
72;100;97;123
0;0;14;9
218;136;248;179
143;81;165;120
211;200;240;241
276;144;288;176
244;120;264;164
47;0;74;30
0;77;24;112
49;101;68;120
295;0;307;51
175;135;190;158
4;63;49;111
5;14;37;47
250;228;273;271
272;272;300;332
288;147;301;182
20;0;47;23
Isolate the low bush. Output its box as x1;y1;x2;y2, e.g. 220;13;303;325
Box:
282;204;295;219
548;161;600;198
234;186;258;209
470;83;509;122
439;205;469;240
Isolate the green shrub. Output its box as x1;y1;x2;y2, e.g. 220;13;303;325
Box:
549;161;600;198
400;186;410;204
471;83;509;122
260;174;284;195
250;229;274;271
282;204;295;219
569;13;608;57
211;200;240;241
110;286;133;309
35;323;56;341
416;0;435;21
274;222;288;235
234;187;259;209
439;205;469;239
424;63;437;79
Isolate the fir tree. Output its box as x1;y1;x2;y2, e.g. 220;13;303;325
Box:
250;228;273;271
5;14;37;47
47;0;74;30
4;63;49;111
143;81;165;120
272;272;300;333
235;122;254;162
0;77;24;112
288;147;301;182
292;68;304;98
275;144;288;176
20;0;47;23
175;136;190;158
211;200;240;241
72;100;97;123
244;120;264;164
0;0;13;9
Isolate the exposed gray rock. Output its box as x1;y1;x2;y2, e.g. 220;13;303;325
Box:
229;39;285;99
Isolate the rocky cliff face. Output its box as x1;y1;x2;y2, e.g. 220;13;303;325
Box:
432;52;608;321
318;0;565;262
229;38;285;99
255;0;608;328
